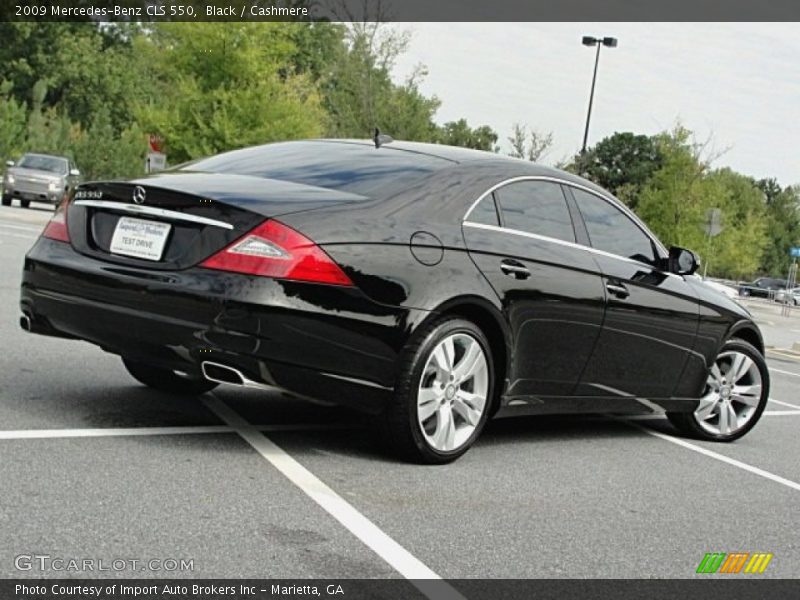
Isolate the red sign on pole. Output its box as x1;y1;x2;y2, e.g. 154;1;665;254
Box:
148;134;164;153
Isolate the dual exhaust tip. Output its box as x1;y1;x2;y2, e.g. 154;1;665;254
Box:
19;316;264;392
200;361;270;390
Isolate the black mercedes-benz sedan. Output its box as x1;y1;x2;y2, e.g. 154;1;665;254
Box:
20;139;769;463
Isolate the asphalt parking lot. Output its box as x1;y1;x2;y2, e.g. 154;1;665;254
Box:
1;203;799;584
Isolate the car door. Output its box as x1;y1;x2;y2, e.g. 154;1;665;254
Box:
462;179;606;400
567;186;700;399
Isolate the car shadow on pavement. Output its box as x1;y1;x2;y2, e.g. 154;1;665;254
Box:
267;413;663;464
5;380;681;462
478;414;654;446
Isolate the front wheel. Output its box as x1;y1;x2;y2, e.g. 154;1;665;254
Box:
122;357;218;395
1;194;10;206
381;318;494;464
668;339;769;441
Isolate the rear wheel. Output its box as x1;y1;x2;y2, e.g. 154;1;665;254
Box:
1;194;10;206
20;199;30;209
668;339;769;441
381;317;494;464
122;357;218;395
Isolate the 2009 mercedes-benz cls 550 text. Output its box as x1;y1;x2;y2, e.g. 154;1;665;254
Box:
20;139;770;463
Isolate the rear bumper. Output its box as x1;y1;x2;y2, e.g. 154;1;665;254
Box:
21;238;425;413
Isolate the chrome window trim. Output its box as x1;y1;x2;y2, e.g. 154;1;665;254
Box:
73;200;234;230
462;175;668;258
462;221;682;277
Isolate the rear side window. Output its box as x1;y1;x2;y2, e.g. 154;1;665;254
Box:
571;187;656;264
466;194;500;226
494;181;575;242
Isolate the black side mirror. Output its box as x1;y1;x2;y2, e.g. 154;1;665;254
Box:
669;246;700;275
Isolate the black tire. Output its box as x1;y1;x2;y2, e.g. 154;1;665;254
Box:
122;357;218;395
20;199;30;208
667;339;769;442
380;317;495;464
1;194;10;206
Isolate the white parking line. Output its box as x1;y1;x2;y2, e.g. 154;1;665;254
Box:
0;425;232;440
0;223;42;233
770;366;800;378
0;423;358;441
625;410;800;420
627;421;800;493
0;231;37;240
769;398;800;410
202;394;463;599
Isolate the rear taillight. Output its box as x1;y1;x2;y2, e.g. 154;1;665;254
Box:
42;194;70;242
199;219;353;286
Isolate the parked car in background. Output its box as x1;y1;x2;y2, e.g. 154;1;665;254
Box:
738;277;786;298
2;153;80;208
774;287;800;305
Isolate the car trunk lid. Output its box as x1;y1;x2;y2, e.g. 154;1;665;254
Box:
67;171;365;271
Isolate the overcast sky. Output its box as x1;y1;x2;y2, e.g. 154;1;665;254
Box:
392;23;799;185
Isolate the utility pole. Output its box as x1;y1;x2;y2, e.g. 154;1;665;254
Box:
581;36;617;153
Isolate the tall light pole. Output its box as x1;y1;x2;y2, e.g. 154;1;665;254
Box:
581;36;617;154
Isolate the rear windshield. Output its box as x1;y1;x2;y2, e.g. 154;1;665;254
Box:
18;154;67;174
182;141;454;198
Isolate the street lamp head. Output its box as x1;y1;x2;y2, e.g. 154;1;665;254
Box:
582;36;598;46
602;37;618;48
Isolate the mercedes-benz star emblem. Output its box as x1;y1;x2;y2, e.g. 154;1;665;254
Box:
132;186;146;205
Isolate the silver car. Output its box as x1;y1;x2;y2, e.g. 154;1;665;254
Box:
774;286;800;305
2;153;80;208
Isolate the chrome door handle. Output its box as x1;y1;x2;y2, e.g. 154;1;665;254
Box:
606;282;630;299
500;260;530;279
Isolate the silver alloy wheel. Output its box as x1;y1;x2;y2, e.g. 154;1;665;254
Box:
417;332;489;452
694;350;763;435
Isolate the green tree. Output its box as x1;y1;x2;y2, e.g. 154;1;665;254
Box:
572;132;663;209
508;123;553;162
757;179;800;277
703;169;768;278
637;127;767;278
322;22;440;140
0;81;26;164
133;23;325;163
434;119;498;151
0;23;141;132
24;81;77;158
72;108;144;181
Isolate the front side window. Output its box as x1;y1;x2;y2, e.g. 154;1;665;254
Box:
494;181;575;242
571;187;656;264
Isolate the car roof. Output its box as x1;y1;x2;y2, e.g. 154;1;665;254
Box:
184;138;614;205
312;139;505;163
309;139;608;192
